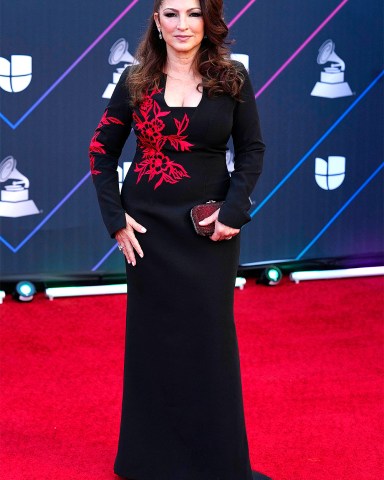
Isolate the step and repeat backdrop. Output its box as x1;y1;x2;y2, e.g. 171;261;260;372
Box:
1;0;383;277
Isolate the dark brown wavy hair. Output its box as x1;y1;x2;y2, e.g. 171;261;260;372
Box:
127;0;245;105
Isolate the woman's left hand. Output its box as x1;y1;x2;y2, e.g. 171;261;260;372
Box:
199;209;240;241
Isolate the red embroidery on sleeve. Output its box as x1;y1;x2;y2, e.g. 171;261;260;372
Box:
133;89;193;189
89;110;125;176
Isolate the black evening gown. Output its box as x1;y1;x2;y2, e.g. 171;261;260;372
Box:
89;64;265;480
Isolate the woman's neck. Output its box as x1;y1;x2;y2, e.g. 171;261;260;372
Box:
164;49;199;79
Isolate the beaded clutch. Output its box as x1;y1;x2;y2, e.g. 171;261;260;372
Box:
190;200;224;236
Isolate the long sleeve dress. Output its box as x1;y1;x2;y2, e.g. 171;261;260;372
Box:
89;63;265;480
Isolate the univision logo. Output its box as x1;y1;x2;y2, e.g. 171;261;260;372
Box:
315;156;346;190
0;55;32;93
118;161;132;191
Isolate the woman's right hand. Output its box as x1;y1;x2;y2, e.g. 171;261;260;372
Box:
115;213;147;266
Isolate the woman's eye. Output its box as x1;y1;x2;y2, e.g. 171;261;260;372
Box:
163;12;202;18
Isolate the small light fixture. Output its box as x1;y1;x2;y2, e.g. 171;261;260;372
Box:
14;281;36;302
257;266;283;286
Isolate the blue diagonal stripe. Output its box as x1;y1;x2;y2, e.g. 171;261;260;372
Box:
0;172;90;252
0;112;15;129
251;70;384;218
0;236;17;252
296;162;384;259
91;244;119;271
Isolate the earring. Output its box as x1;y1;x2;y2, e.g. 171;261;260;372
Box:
159;30;162;40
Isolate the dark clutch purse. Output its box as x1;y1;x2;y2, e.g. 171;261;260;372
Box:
190;200;224;236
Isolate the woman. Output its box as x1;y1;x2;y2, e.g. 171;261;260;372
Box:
89;0;265;478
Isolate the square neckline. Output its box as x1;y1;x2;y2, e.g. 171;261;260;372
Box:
161;73;204;109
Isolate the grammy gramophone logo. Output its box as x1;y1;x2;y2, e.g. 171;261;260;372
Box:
311;39;353;99
102;38;138;99
0;156;40;218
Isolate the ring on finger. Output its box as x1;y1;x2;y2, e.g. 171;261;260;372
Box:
118;244;125;251
225;237;232;241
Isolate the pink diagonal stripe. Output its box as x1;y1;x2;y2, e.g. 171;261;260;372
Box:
78;0;140;64
228;0;258;28
255;0;350;98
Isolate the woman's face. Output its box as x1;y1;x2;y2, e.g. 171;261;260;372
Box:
154;0;204;56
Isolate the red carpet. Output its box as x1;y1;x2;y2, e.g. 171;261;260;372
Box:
1;276;383;479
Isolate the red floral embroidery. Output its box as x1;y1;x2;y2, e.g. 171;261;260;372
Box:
133;89;193;189
89;110;125;176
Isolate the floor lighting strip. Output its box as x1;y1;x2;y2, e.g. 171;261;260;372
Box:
290;266;384;283
45;284;127;300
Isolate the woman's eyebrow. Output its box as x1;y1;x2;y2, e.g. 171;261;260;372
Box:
162;7;202;12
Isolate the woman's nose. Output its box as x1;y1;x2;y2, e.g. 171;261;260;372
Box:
177;15;188;30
